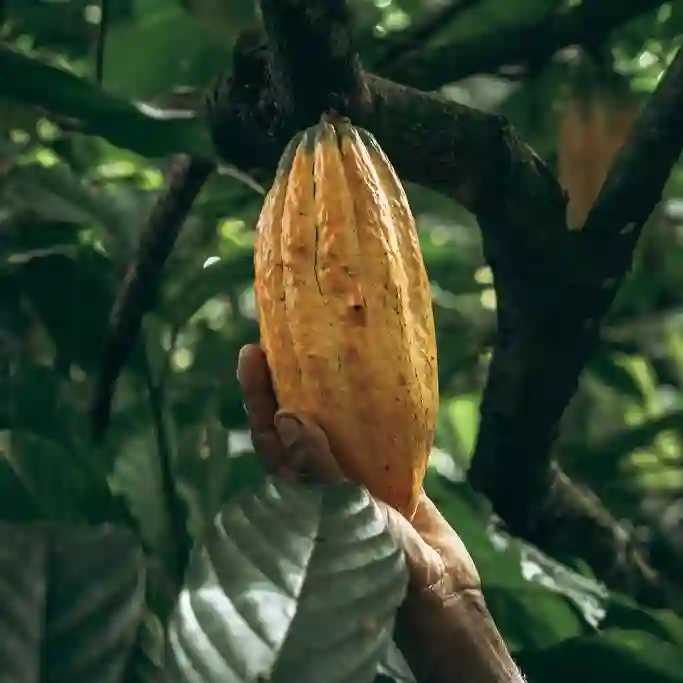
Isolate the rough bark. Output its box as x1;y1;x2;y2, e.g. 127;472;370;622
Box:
469;46;683;609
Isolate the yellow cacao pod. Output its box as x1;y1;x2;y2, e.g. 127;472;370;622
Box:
558;95;640;230
253;115;439;519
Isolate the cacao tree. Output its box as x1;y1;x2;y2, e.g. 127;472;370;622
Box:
2;1;683;682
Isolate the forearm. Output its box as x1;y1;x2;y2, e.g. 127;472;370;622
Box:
395;581;524;683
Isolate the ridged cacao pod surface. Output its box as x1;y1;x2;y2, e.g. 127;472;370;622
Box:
253;116;438;519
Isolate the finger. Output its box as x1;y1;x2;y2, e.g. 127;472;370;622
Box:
275;411;347;485
237;344;278;432
236;345;285;471
377;500;446;590
410;491;480;589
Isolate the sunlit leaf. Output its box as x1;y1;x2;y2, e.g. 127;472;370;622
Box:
588;353;647;402
167;477;408;683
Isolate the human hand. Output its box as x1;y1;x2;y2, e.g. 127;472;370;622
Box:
236;344;475;591
237;343;522;683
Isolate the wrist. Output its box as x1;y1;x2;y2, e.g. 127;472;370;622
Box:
396;579;524;683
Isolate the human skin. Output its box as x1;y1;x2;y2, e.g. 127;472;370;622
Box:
237;343;524;683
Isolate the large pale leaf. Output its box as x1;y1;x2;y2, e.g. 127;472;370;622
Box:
376;641;417;683
167;477;408;683
0;522;145;682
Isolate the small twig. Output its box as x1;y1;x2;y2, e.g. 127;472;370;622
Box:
140;338;191;588
91;156;213;440
384;0;665;89
95;0;109;85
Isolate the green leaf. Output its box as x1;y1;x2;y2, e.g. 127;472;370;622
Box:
0;522;145;683
0;45;214;160
518;629;683;683
13;249;114;372
587;353;647;402
4;163;132;259
217;370;248;431
167;477;408;683
3;365;70;443
175;419;234;538
7;433;90;521
485;585;592;652
103;0;235;99
565;410;683;468
0;457;41;522
220;452;268;502
162;252;254;326
125;612;167;683
424;475;600;649
603;595;683;646
111;428;178;571
0;217;82;258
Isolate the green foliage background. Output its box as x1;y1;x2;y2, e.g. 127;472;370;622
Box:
2;1;683;681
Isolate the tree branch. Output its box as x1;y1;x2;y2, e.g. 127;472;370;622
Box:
93;0;683;611
91;0;664;436
384;0;665;89
580;46;683;264
469;45;683;608
91;156;213;440
258;0;367;123
209;35;555;213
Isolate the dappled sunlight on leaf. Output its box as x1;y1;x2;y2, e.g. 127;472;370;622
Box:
167;477;407;683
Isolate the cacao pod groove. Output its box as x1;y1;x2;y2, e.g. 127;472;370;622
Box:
254;115;438;519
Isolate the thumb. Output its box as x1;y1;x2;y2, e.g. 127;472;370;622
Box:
377;501;446;591
274;411;346;485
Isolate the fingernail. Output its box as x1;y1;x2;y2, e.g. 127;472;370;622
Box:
236;346;249;383
275;413;303;448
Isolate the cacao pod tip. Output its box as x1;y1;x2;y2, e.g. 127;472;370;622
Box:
320;110;351;127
